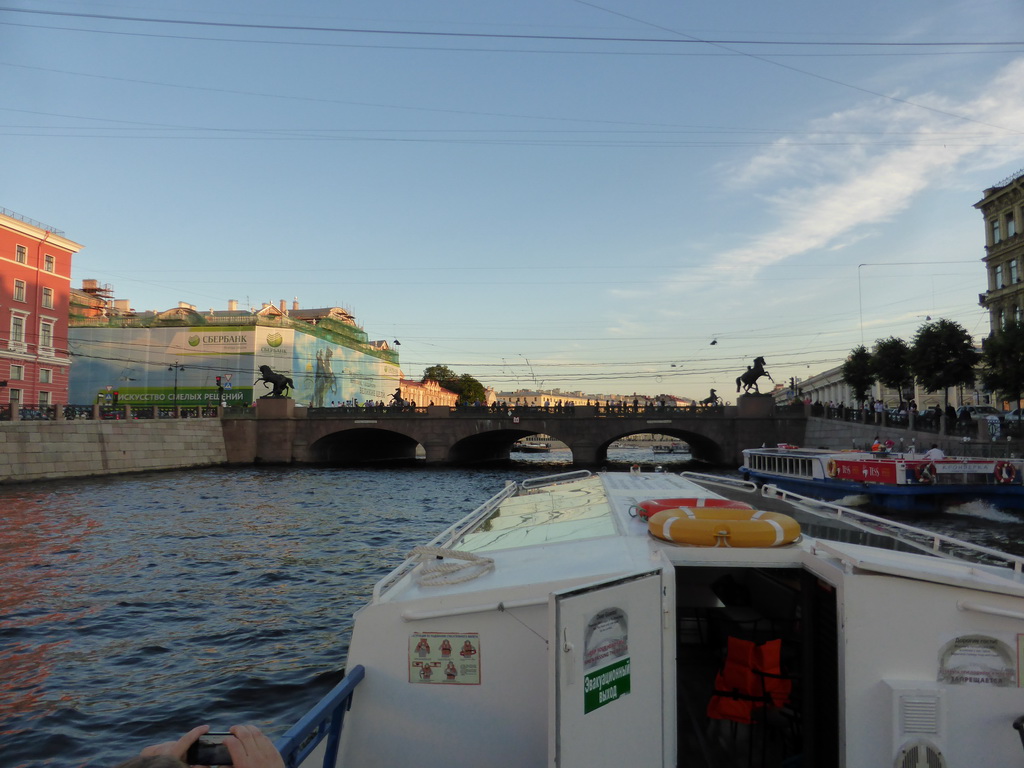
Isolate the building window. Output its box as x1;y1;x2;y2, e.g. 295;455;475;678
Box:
38;391;51;407
996;264;1005;288
15;245;26;263
39;368;52;383
1013;259;1020;284
39;320;53;349
11;315;25;343
10;364;24;380
10;388;21;402
13;279;26;302
1000;308;1007;329
1016;305;1023;324
993;218;1002;244
42;287;54;309
44;254;55;272
1007;212;1017;238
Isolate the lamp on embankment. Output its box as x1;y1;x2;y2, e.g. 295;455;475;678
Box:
168;362;185;406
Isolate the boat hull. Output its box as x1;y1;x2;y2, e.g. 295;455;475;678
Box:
743;468;1024;512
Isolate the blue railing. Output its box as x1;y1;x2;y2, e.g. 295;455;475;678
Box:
275;665;365;768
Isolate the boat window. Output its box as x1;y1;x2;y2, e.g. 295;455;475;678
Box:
455;477;616;552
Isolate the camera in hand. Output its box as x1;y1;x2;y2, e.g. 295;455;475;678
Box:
186;732;233;766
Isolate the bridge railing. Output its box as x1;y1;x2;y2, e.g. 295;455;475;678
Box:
0;404;223;422
304;403;740;418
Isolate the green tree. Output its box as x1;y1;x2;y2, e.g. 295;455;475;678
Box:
981;320;1024;407
422;364;458;387
841;345;874;406
909;319;978;407
457;373;487;404
422;364;486;404
871;336;914;403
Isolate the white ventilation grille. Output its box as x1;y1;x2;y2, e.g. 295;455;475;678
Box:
886;680;945;763
895;739;947;768
900;694;941;735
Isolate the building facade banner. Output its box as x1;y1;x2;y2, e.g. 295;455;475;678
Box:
69;325;401;408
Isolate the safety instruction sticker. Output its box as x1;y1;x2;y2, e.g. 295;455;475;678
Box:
409;632;481;685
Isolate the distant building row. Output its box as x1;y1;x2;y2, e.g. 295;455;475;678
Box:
1;208;461;408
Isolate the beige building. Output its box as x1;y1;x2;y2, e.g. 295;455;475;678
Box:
976;169;1024;331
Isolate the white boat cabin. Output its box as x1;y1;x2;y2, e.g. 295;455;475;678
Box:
303;470;1024;768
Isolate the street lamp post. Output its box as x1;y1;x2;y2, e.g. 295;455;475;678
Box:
169;362;184;408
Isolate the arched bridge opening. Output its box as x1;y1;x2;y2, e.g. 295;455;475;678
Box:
448;429;542;465
309;427;421;465
598;428;727;466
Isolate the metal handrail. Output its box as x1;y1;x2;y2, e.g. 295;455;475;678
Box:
761;484;1024;577
275;665;365;768
683;470;1024;576
371;483;518;601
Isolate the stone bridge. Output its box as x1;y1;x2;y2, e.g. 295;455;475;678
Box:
222;397;808;467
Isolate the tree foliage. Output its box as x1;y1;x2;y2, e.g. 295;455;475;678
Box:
457;373;487;404
981;320;1024;405
422;364;457;385
422;364;486;404
841;345;874;406
871;336;913;401
909;319;978;405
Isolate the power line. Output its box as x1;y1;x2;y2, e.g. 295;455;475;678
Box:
1;7;1020;47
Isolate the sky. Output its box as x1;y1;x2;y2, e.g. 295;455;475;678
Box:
4;0;1024;402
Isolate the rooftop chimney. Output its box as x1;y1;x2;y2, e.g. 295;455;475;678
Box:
228;299;238;312
279;299;287;315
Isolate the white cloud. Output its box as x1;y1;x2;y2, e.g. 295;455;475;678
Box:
700;57;1024;279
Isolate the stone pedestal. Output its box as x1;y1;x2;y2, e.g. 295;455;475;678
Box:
256;397;295;418
736;393;774;418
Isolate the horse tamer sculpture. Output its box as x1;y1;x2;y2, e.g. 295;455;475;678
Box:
255;365;295;399
736;356;773;394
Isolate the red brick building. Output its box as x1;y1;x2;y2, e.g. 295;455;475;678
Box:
0;209;83;406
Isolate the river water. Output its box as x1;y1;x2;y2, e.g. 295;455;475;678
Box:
3;450;1022;767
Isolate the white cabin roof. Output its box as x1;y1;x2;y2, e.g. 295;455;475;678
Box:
372;471;1024;609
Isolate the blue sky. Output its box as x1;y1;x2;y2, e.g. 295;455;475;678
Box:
4;0;1024;401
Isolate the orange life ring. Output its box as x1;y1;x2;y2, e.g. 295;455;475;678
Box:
647;507;800;548
915;462;937;484
633;497;754;521
826;459;838;478
995;461;1017;484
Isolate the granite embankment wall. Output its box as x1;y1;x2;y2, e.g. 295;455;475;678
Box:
0;420;228;483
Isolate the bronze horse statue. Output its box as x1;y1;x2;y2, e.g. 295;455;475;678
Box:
736;357;773;394
699;388;722;407
255;365;295;398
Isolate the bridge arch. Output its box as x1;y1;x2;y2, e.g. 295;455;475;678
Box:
309;427;421;464
594;427;726;464
448;429;542;464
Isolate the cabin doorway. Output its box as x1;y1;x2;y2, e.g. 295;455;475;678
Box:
673;566;838;767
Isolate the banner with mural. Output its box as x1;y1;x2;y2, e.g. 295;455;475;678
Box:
68;325;400;407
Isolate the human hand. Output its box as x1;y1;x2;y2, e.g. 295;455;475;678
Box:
139;724;210;762
222;725;285;768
